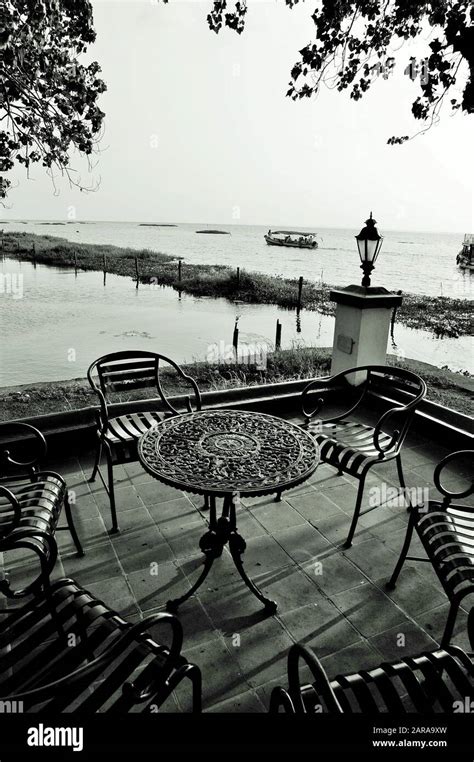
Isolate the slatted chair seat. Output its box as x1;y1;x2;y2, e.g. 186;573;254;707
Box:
301;366;427;547
307;420;396;478
417;504;474;596
0;578;201;713
0;473;66;533
388;450;474;646
104;411;166;462
0;424;83;599
270;638;474;714
88;351;201;532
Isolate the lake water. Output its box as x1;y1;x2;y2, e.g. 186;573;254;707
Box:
0;255;472;388
3;219;473;300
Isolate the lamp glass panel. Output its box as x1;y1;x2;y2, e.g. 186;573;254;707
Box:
372;237;383;263
365;238;379;263
356;238;367;263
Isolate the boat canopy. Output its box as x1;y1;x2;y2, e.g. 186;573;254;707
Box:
270;230;315;236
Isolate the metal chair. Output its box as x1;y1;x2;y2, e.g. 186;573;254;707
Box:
388;449;474;646
0;423;84;600
270;609;474;713
299;365;427;547
0;577;201;712
87;351;202;533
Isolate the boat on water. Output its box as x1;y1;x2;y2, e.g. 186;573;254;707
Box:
456;234;474;271
264;230;318;249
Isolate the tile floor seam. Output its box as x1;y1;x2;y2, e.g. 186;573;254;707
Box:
340;557;445;646
206;686;266;713
191;631;255;700
276;532;432;644
274;539;383;653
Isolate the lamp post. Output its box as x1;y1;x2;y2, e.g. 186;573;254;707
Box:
355;212;383;288
329;211;402;381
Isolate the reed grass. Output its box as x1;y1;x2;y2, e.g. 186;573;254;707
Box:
2;231;472;338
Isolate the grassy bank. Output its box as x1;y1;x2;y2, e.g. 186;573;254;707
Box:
2;231;472;338
0;348;472;421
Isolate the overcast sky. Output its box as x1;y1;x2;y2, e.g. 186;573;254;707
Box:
2;0;473;231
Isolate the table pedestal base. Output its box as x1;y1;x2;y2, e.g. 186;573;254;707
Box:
166;494;277;614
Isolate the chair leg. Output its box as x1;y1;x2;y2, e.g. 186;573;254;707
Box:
344;476;366;549
274;490;282;503
105;446;119;534
386;510;416;590
441;600;460;648
396;454;410;511
89;440;103;483
42;566;64;640
63;489;85;557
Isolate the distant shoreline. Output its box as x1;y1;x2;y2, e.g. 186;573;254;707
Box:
2;230;472;339
0;220;466;236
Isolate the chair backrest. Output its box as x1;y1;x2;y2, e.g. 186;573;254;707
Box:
433;450;474;508
0;578;202;712
303;365;427;454
271;641;474;714
0;422;47;480
364;366;427;450
87;351;201;416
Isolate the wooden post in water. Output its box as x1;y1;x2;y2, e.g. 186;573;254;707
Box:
103;253;107;285
236;267;240;290
275;319;282;351
233;320;239;357
74;251;78;275
135;256;140;288
178;259;182;282
32;242;36;268
297;276;303;312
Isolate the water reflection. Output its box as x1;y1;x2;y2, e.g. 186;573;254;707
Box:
0;256;471;387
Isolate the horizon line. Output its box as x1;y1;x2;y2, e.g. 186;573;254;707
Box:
0;218;467;236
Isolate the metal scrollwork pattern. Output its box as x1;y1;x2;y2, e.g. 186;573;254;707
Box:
138;410;319;496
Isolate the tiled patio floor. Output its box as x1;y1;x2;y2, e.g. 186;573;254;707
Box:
4;421;473;712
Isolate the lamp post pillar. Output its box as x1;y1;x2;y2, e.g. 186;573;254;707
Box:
330;285;403;383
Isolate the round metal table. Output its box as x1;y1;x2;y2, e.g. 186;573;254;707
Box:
138;409;319;613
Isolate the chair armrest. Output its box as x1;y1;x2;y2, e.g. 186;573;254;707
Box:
287;643;343;713
121;611;184;701
301;370;368;425
0;423;47;475
373;407;403;454
87;375;110;435
0;485;21;539
156;359;202;416
0;528;58;598
0;610;184;706
433;450;474;502
184;375;202;413
372;379;426;454
269;686;297;713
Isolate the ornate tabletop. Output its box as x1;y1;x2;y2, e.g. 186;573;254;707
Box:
138;409;319;497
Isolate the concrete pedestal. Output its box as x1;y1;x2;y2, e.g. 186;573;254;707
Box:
330;285;403;383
